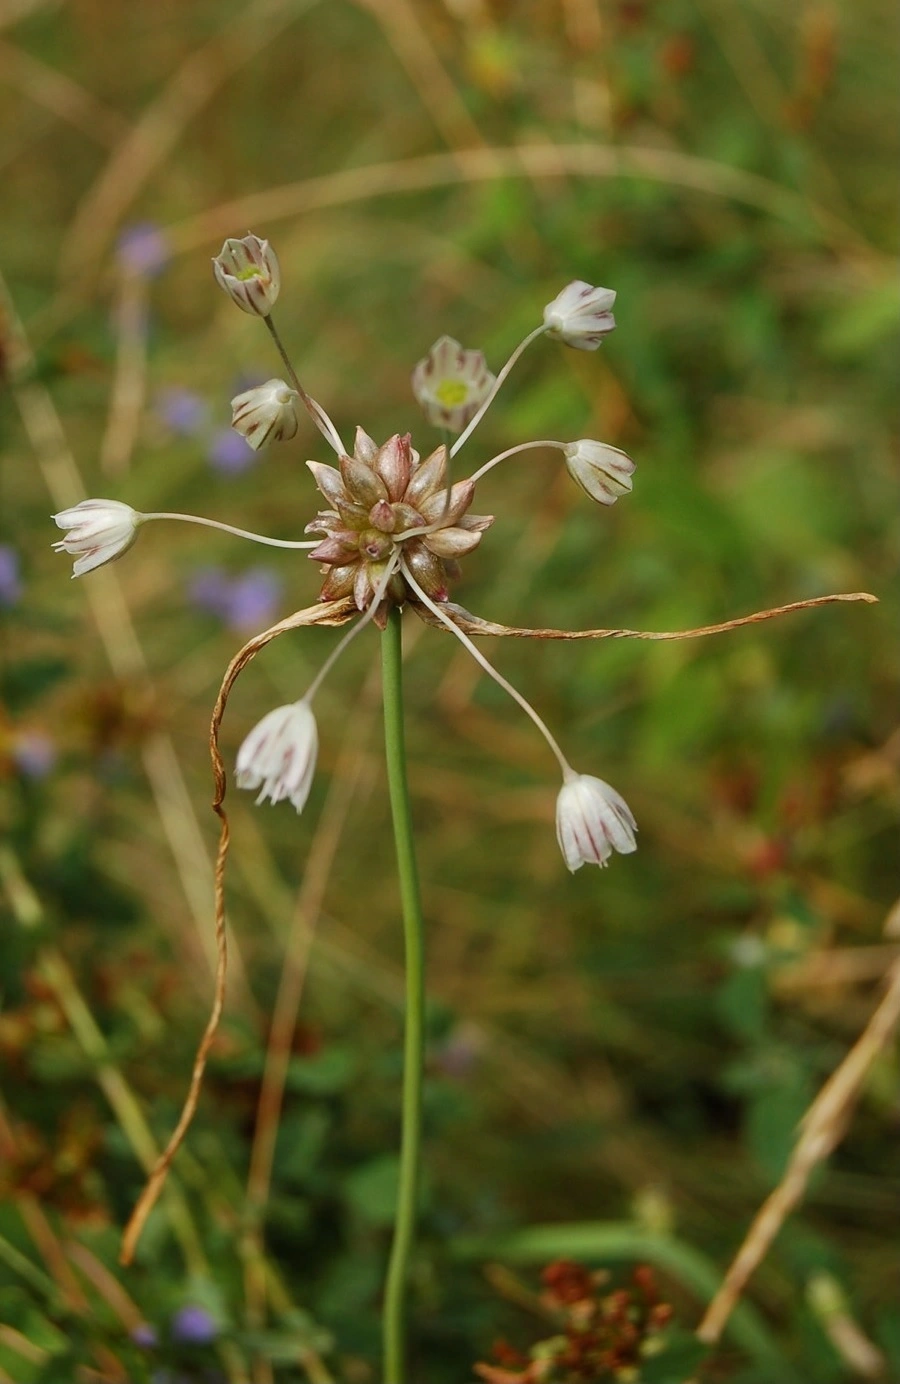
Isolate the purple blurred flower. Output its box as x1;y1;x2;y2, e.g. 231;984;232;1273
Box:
231;369;269;396
156;388;210;438
12;731;56;779
433;1021;484;1079
131;1322;159;1348
0;545;21;607
208;427;256;476
188;566;282;633
227;568;283;631
171;1304;218;1345
188;566;233;621
117;222;171;278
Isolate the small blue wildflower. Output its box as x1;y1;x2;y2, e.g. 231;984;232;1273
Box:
0;545;21;607
12;731;56;779
226;567;283;632
171;1304;218;1345
188;566;233;621
131;1321;159;1348
156;388;210;438
208;428;255;476
188;566;282;633
116;222;171;278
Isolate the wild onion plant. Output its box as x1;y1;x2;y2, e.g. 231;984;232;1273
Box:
52;235;874;1382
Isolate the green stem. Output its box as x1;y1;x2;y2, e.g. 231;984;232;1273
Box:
381;606;426;1384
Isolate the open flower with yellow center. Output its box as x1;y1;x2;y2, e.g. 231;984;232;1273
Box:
412;335;495;432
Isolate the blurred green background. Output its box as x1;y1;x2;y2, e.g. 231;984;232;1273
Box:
0;1;897;1380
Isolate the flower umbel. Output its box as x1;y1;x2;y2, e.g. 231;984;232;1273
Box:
556;771;638;871
543;279;617;350
230;378;299;450
306;428;493;626
412;335;496;432
212;234;280;316
52;499;140;576
235;700;318;812
564;439;635;505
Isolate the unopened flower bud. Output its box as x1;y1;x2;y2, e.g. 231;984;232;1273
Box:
52;499;141;577
235;701;317;813
556;771;637;871
543;280;616;350
412;335;495;432
564;439;635;505
230;379;298;450
212;234;280;316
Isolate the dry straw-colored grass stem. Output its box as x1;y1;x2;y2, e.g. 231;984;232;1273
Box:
698;911;900;1352
165;142;874;263
58;0;318;286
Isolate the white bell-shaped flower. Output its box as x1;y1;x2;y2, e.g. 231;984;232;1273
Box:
543;280;617;350
235;700;318;812
52;499;141;577
556;771;637;871
564;439;635;505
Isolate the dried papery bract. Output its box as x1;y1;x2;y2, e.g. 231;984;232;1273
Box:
119;597;356;1266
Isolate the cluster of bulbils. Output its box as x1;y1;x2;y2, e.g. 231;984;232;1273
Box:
53;235;638;870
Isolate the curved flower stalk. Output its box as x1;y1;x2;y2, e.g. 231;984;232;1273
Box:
55;233;876;1383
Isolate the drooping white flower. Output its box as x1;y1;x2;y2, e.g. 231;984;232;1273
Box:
235;700;318;812
556;771;637;871
212;234;280;316
230;379;299;451
542;280;616;350
564;439;635;505
411;335;496;432
52;499;141;577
